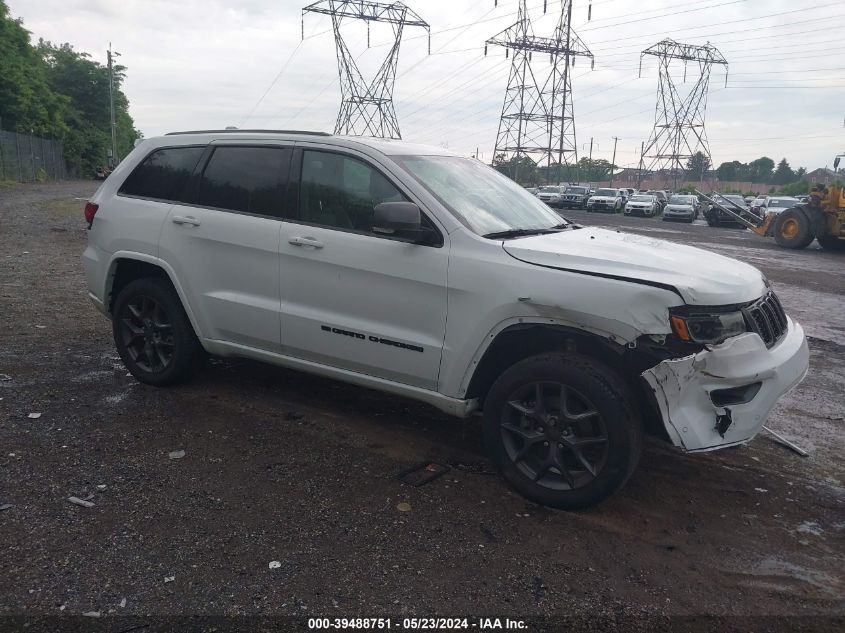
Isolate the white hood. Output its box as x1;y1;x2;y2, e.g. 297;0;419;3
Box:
502;227;766;305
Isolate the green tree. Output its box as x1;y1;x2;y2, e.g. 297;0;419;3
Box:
747;157;775;183
686;151;711;180
0;1;139;176
772;158;795;185
39;40;140;174
493;153;538;185
715;160;743;181
0;1;66;135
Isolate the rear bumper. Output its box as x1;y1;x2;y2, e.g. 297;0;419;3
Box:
642;318;809;452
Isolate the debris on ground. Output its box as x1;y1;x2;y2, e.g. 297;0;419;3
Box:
396;502;412;513
268;561;282;569
27;412;42;419
96;484;107;491
398;462;450;487
0;503;13;511
164;576;175;583
67;497;95;508
168;450;186;460
763;426;809;457
796;521;825;536
0;373;11;381
81;611;100;618
119;598;126;608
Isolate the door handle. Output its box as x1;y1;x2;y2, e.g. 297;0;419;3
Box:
172;215;201;226
288;236;324;249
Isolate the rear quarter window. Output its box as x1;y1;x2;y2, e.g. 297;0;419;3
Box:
118;146;205;202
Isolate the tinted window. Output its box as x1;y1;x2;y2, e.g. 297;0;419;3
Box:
119;146;204;202
197;146;289;216
296;150;406;232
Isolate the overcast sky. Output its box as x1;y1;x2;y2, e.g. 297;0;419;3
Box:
9;0;845;170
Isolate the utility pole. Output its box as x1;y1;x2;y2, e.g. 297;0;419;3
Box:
302;1;430;139
608;136;618;187
107;43;119;168
486;1;594;178
639;39;728;190
636;141;644;190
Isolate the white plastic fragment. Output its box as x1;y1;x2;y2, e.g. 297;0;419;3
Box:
96;485;107;491
754;488;768;493
0;503;12;511
119;598;126;608
82;611;100;618
67;497;95;508
168;450;185;460
28;412;42;419
268;561;281;569
164;576;175;583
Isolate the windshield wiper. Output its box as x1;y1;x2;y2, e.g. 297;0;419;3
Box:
483;227;564;240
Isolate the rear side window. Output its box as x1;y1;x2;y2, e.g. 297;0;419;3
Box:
119;146;204;202
197;146;290;217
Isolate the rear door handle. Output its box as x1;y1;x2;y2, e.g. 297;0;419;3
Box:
172;215;201;226
288;236;324;249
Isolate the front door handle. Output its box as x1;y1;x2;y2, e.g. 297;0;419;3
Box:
288;236;324;249
172;215;201;226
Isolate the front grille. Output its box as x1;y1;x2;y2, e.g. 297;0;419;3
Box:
743;291;788;348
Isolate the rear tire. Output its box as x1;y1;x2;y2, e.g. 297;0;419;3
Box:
112;277;206;386
774;208;815;249
817;234;845;251
483;353;643;510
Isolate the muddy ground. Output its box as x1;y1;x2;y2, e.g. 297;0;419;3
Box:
0;182;843;628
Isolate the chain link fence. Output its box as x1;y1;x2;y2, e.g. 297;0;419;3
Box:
0;129;67;182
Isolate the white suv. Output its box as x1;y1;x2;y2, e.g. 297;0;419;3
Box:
83;130;809;509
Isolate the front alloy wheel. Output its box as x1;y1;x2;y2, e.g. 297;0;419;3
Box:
483;353;643;509
501;382;608;490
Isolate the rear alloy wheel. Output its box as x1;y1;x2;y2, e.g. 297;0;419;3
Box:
113;278;205;386
774;208;815;249
483;353;643;509
817;234;845;251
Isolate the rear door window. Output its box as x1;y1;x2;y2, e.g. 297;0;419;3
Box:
119;146;205;202
196;146;291;217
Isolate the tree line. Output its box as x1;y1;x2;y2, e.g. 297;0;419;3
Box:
0;1;139;177
493;150;822;194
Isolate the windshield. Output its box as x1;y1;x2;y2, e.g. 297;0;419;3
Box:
769;199;797;208
594;189;617;197
725;196;745;204
566;187;587;194
630;195;652;202
397;156;566;236
668;195;693;205
539;186;560;193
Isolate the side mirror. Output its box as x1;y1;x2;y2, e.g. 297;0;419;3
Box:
373;202;423;241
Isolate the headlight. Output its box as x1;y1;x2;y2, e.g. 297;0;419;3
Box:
670;311;747;344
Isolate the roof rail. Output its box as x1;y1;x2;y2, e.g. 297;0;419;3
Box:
164;129;332;136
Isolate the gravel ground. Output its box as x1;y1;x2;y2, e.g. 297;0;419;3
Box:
0;182;843;629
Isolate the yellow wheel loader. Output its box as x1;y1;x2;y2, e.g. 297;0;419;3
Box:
695;157;845;251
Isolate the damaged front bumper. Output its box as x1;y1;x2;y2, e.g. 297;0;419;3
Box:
642;317;809;452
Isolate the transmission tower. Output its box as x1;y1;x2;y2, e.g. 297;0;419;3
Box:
639;39;728;188
486;0;593;182
302;1;429;139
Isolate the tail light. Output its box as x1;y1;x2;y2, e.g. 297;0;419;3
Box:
84;202;99;227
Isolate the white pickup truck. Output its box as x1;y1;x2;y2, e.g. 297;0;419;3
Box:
83;131;809;509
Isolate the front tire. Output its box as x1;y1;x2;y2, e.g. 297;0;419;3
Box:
483;353;643;510
773;208;814;249
112;277;206;386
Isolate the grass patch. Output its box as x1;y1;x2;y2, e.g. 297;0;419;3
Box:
0;180;19;188
44;197;84;217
